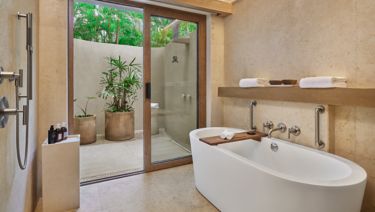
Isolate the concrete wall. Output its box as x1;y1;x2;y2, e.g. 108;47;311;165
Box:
222;1;375;211
0;0;38;211
74;39;166;134
74;39;143;134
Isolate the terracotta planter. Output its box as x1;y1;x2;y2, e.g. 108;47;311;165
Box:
105;111;134;141
73;115;97;145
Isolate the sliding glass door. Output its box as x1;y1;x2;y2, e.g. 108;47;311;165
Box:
143;6;206;171
69;1;206;178
150;16;197;163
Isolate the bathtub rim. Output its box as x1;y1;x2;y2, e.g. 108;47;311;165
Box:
190;127;367;188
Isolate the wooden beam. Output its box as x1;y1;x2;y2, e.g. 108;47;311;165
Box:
149;0;233;16
218;87;375;108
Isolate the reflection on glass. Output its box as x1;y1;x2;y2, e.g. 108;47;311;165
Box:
150;16;198;162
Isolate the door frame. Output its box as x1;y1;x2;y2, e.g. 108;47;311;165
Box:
68;0;206;173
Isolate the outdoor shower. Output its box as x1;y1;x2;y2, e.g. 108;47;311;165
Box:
0;12;33;170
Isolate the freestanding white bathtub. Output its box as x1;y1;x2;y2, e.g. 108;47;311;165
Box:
190;127;367;212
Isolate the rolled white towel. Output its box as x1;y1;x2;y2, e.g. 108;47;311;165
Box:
220;130;235;140
239;78;268;88
299;77;347;88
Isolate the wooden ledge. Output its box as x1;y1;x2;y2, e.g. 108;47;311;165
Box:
200;131;267;146
218;87;375;108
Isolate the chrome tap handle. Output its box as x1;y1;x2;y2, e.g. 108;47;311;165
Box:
288;126;301;139
0;67;21;84
263;121;274;133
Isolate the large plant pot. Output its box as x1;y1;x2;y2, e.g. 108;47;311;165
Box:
105;111;134;141
73;115;96;145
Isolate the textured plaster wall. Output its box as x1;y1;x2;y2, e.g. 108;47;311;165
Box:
0;0;38;211
208;16;225;127
222;0;375;211
37;0;67;202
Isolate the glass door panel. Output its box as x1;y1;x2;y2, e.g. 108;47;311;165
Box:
150;16;198;163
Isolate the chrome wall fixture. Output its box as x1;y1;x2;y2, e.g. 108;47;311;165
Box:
263;120;274;133
315;105;325;149
0;12;33;170
248;100;257;134
288;125;301;139
268;122;287;139
18;12;33;100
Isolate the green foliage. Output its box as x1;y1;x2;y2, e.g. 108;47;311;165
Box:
150;17;173;47
74;2;143;46
99;56;142;112
73;2;197;47
74;96;96;117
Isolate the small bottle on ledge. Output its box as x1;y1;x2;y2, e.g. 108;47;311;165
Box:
48;125;55;144
61;122;68;140
55;124;62;142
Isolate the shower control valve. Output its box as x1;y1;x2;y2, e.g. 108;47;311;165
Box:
0;67;21;84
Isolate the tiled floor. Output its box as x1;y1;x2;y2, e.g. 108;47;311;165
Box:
76;165;218;212
80;133;191;182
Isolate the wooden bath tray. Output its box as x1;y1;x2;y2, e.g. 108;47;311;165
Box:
200;131;267;146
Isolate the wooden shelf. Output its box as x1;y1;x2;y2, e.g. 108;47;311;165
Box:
218;87;375;108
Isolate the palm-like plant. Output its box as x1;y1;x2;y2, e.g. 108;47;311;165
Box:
74;96;96;117
99;56;142;112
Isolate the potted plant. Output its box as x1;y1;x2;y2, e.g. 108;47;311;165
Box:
73;97;97;145
99;56;142;141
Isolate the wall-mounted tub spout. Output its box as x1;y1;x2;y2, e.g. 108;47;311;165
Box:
268;123;287;139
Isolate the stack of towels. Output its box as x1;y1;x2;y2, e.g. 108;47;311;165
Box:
239;78;268;88
299;77;347;88
239;77;347;88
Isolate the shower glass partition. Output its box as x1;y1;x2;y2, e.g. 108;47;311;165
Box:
150;17;198;163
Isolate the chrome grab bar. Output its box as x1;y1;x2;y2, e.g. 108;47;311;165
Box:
315;105;325;149
248;100;257;134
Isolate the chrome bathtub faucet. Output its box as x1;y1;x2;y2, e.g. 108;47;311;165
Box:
268;123;287;139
